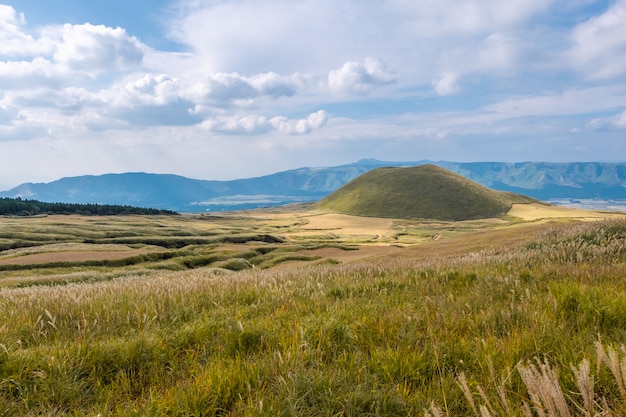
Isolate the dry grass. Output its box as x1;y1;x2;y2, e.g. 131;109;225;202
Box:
0;248;157;265
297;245;404;263
1;208;626;415
507;203;621;221
429;342;626;417
286;212;395;240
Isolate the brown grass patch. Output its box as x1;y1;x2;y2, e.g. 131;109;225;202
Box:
507;203;622;221
287;212;394;239
385;222;553;264
0;249;153;265
298;245;404;263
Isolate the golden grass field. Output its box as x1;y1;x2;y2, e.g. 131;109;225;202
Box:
0;245;159;265
506;202;621;221
2;202;626;415
0;202;621;271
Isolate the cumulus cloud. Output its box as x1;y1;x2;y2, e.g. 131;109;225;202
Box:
249;72;305;98
0;5;52;56
432;73;460;95
271;110;329;134
186;71;307;104
2;0;626;184
0;8;145;90
201;114;273;135
569;0;626;79
328;58;395;95
0;91;65;140
201;110;328;135
0;110;49;141
119;74;181;106
52;23;144;73
101;74;201;126
0;58;63;89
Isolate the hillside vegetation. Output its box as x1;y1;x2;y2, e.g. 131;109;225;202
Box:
315;164;536;221
1;208;626;415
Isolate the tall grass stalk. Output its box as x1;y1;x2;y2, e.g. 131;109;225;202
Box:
0;218;625;415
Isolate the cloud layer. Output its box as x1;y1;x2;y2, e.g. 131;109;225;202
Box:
0;0;625;189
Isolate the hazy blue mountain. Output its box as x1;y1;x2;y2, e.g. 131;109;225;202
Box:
1;159;625;212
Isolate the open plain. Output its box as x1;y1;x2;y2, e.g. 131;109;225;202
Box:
1;203;626;415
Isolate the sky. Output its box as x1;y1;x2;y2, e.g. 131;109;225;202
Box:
1;0;625;190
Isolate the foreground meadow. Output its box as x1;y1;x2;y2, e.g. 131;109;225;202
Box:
1;206;626;415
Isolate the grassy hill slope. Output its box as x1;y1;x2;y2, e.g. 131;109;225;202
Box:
315;164;536;221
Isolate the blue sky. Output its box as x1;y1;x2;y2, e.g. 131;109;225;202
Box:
1;0;625;189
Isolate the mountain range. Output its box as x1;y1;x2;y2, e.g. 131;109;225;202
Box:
1;159;625;212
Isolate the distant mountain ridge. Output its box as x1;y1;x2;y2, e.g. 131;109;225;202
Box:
1;159;625;212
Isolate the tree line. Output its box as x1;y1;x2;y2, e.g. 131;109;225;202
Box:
0;197;178;216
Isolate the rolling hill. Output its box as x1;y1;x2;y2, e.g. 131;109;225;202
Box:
0;159;624;212
315;164;537;221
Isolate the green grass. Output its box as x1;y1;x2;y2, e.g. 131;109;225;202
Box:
315;164;537;221
0;215;312;285
1;217;626;415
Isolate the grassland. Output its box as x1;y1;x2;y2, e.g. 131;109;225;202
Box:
1;205;626;415
315;165;537;221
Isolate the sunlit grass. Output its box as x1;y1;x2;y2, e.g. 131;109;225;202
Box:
1;214;626;415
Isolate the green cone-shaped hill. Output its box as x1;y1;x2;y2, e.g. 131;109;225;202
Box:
315;164;536;221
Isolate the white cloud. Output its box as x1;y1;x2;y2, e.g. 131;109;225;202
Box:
2;0;626;189
0;10;146;90
477;32;519;70
484;86;626;118
432;73;460;95
393;0;553;37
201;110;328;135
423;128;448;140
0;5;52;56
98;74;201;126
0;5;24;26
168;0;556;95
272;110;329;134
589;110;626;130
188;73;262;103
0;58;62;89
169;1;369;74
569;0;626;79
52;23;144;73
328;58;395;95
186;71;308;105
119;74;181;106
0;107;49;141
201;114;272;134
248;72;306;98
